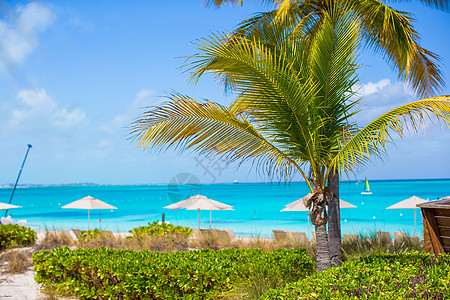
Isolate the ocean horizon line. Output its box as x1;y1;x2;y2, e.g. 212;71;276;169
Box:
1;177;449;188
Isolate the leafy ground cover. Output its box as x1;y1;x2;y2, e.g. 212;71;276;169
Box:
0;224;37;250
33;247;314;299
261;251;450;299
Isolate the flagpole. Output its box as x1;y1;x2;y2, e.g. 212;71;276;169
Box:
5;144;32;217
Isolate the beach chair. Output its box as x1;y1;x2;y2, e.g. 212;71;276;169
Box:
72;229;82;239
286;231;307;243
409;236;420;243
272;230;288;241
210;229;222;239
223;229;236;240
199;229;221;241
217;230;230;242
343;234;358;242
376;231;392;243
200;229;214;239
394;231;407;242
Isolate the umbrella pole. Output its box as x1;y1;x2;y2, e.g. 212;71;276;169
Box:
414;209;417;236
88;209;90;231
307;215;310;240
210;210;212;229
198;209;200;229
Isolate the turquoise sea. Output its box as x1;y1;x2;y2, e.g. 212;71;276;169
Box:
1;179;449;237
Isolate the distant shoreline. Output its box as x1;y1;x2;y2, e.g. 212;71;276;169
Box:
1;177;450;188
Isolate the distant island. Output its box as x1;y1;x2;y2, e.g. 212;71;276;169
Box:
0;182;99;188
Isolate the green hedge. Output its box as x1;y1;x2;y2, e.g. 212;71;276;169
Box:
0;224;37;249
129;221;192;237
261;251;450;299
33;247;314;299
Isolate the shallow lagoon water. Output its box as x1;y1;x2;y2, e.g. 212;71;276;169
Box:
1;179;449;237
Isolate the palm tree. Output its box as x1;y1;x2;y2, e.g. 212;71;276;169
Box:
132;9;450;271
205;0;448;96
202;0;448;266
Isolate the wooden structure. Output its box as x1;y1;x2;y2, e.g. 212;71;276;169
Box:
418;197;450;255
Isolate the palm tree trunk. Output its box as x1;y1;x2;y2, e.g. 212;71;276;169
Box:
315;223;331;271
327;169;342;267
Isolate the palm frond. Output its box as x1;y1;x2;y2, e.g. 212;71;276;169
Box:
331;96;450;175
351;0;444;96
186;32;322;166
131;93;313;189
226;0;445;97
186;8;362;186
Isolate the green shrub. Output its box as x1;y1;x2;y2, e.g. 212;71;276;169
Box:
0;224;37;249
261;251;450;299
33;247;314;299
78;229;106;242
129;221;192;237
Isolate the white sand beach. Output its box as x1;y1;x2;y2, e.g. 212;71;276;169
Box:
0;270;43;300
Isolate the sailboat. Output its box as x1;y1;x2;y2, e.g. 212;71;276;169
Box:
361;177;372;195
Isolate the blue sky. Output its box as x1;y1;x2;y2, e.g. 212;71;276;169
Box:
0;1;449;185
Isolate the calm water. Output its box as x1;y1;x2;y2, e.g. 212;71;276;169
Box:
1;179;449;237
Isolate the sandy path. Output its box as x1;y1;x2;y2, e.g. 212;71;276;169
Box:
0;270;45;300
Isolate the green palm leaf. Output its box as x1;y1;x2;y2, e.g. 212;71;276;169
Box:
186;9;361;181
131;93;312;189
331;96;450;175
219;0;444;96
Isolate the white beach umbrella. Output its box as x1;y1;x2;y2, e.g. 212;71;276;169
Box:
0;202;22;210
386;196;428;236
62;196;117;230
281;197;311;238
283;198;357;210
164;195;233;229
340;199;357;208
282;197;357;238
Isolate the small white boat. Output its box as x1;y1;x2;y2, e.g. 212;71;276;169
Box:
361;177;372;195
233;179;239;184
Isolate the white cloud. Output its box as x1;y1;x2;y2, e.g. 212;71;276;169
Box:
349;79;450;179
353;79;417;125
3;88;86;136
16;2;54;34
0;2;55;74
358;79;391;96
101;89;158;135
